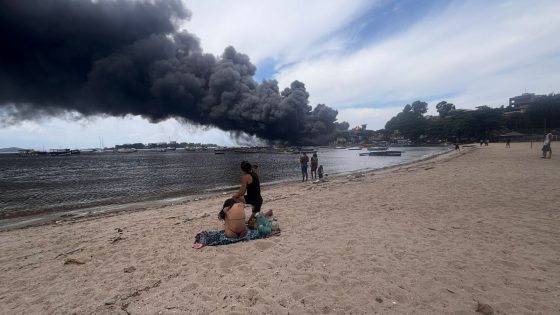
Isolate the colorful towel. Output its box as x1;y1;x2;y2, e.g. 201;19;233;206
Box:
193;230;269;248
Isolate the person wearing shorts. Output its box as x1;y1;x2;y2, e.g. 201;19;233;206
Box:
310;153;318;180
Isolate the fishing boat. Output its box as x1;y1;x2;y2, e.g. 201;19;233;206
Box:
359;150;402;156
367;146;389;151
49;149;72;156
18;149;45;156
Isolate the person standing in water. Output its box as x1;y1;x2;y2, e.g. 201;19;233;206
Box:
300;152;309;182
233;161;263;214
310;153;318;180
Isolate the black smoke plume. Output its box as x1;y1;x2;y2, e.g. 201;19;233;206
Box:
0;0;349;145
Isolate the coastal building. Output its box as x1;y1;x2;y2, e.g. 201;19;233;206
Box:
508;93;545;112
335;124;385;145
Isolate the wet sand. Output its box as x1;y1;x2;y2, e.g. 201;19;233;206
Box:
0;143;559;314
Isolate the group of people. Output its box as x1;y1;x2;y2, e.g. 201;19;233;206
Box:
299;152;323;182
218;152;328;238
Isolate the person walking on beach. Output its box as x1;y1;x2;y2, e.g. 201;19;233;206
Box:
542;133;552;159
233;161;263;216
310;153;318;180
300;152;309;182
506;138;511;148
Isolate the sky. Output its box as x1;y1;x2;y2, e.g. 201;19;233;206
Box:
1;0;559;149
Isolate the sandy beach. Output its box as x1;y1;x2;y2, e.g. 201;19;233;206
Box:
0;143;559;314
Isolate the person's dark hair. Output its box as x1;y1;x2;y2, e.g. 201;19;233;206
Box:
218;198;236;221
241;161;252;173
312;153;317;157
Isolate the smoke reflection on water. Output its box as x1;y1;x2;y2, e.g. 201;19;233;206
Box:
0;147;448;220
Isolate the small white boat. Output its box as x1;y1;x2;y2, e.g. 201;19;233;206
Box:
347;147;363;150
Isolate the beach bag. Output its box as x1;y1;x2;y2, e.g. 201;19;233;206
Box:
256;214;272;235
269;217;280;232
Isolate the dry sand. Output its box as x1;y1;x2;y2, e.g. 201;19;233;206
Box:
1;143;559;314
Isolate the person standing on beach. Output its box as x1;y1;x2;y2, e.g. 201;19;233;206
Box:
300;153;309;182
506;138;511;148
310;153;318;180
542;133;552;159
233;161;263;215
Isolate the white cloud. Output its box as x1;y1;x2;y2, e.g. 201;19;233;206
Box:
337;106;402;130
274;1;560;109
0;115;238;149
182;0;373;65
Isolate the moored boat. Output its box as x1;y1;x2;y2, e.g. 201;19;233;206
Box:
367;146;389;151
359;150;402;156
49;149;72;156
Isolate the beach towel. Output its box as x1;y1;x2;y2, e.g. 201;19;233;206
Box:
193;229;272;249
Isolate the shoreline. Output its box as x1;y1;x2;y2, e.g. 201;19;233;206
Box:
2;143;557;314
0;147;454;231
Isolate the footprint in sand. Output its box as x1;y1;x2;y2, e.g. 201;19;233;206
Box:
218;257;243;268
253;241;275;251
181;282;199;292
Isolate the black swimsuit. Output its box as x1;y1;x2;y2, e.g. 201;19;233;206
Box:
245;172;263;213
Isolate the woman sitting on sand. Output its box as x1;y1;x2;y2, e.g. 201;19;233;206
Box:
232;161;263;215
218;198;248;238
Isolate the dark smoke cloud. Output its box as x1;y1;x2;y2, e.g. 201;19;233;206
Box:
0;0;348;145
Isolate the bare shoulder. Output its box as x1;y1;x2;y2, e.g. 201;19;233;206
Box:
244;173;253;184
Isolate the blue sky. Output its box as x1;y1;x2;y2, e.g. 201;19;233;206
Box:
1;0;559;149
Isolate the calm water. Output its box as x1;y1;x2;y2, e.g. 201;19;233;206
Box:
0;147;449;219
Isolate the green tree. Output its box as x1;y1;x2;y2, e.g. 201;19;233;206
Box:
436;101;455;117
411;100;428;115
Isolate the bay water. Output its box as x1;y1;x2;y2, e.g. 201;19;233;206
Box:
0;147;449;224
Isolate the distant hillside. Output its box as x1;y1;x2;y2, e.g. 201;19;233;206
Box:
0;147;24;153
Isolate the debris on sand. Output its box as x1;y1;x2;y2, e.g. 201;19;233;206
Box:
64;258;85;265
476;302;494;314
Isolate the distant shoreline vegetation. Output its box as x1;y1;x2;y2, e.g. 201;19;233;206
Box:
382;93;560;143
